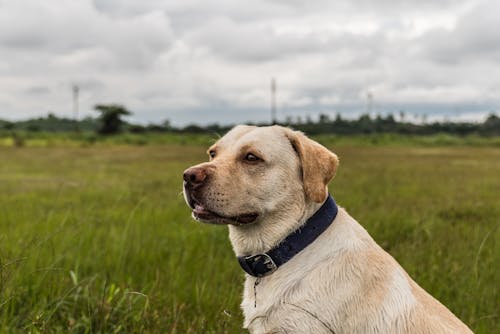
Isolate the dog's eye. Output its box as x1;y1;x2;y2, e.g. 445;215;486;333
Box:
209;150;216;159
244;153;260;162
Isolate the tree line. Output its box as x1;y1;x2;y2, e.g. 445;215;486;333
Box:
1;104;499;136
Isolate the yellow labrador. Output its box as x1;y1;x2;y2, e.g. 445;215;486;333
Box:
183;125;472;334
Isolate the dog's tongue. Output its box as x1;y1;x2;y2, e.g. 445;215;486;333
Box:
193;203;209;214
193;204;220;221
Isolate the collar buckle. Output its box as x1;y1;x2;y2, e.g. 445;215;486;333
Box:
239;253;277;277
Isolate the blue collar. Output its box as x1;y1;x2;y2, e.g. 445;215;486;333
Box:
238;194;338;277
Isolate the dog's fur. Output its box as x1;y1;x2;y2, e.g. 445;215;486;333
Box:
183;125;473;334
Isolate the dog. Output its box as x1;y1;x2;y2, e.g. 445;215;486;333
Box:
183;125;473;334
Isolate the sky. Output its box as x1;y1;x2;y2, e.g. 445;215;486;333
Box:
0;0;499;125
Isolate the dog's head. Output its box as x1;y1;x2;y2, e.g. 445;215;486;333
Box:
183;125;339;225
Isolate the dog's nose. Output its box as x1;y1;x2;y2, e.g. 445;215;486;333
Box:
183;167;207;186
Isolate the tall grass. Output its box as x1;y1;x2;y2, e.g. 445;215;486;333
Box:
0;141;498;333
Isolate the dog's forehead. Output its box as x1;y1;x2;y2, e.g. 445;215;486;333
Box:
217;125;257;145
217;125;290;155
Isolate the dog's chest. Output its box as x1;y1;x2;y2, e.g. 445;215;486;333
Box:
241;270;349;333
243;280;347;334
243;285;337;334
240;245;418;333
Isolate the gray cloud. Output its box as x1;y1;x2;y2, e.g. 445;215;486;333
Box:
0;0;498;125
423;1;500;64
24;86;51;96
0;1;173;67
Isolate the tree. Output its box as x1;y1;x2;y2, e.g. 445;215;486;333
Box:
2;121;14;130
319;113;330;123
482;113;500;135
94;104;131;134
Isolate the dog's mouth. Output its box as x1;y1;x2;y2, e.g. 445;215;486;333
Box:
185;188;259;225
193;203;259;225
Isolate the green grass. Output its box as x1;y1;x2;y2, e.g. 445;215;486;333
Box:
0;138;498;333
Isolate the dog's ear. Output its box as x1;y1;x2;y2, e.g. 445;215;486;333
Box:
285;129;339;203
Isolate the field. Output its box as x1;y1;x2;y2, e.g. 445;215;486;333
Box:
0;135;499;333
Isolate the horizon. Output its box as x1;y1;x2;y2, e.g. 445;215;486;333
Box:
1;107;497;127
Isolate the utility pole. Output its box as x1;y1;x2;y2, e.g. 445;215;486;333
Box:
271;77;277;124
366;91;373;116
72;85;79;131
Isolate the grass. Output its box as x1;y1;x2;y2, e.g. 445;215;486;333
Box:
0;136;498;333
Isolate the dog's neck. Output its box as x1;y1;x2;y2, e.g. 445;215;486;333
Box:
228;196;324;256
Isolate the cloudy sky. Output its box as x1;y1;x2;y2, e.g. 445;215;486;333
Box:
0;0;499;125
